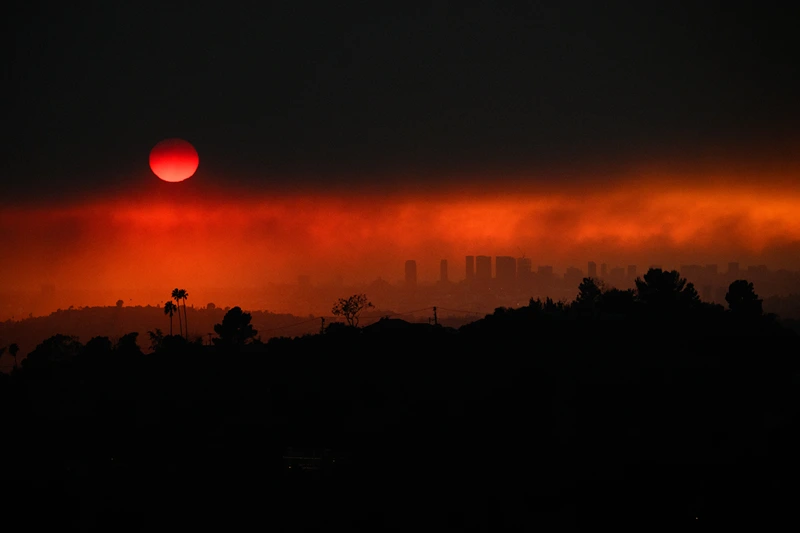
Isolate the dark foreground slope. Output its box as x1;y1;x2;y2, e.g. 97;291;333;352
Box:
1;308;799;531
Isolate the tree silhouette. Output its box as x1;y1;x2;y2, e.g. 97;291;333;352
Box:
332;294;374;327
23;334;82;370
82;336;112;367
116;299;124;308
599;288;637;316
115;332;142;356
726;280;763;316
171;288;184;338
164;301;178;336
179;289;189;340
148;329;164;352
213;307;258;347
9;343;19;370
635;268;700;311
575;277;603;315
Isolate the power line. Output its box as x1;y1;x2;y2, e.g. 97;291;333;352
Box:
435;306;486;315
257;306;441;333
259;317;323;333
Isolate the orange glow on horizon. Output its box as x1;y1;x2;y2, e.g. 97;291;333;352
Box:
3;179;800;298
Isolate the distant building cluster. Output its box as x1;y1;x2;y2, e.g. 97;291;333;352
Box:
391;255;783;307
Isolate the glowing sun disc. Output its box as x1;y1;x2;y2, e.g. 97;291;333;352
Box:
149;138;199;182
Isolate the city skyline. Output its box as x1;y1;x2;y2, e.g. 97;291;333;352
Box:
373;257;776;285
4;254;797;321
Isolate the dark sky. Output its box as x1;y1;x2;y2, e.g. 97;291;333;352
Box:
7;1;800;199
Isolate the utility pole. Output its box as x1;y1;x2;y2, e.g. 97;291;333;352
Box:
320;317;325;335
433;306;438;326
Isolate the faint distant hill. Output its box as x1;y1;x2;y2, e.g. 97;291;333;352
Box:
0;304;482;370
0;305;316;369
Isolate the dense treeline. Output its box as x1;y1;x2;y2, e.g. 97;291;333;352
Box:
1;270;799;530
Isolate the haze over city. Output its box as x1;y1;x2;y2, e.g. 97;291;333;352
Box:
5;168;800;313
6;3;800;315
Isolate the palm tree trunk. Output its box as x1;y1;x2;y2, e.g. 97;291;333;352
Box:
176;302;183;337
169;313;173;336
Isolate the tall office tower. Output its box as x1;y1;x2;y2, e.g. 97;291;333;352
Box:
565;267;583;277
705;264;718;276
405;260;417;286
495;256;517;287
588;261;597;278
564;267;583;286
728;262;739;277
747;265;768;278
517;257;532;276
537;265;554;277
680;264;703;282
440;259;448;283
476;255;492;281
600;263;608;277
627;265;637;278
466;256;475;281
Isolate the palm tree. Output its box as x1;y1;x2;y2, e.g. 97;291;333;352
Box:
8;343;19;370
171;288;184;337
179;289;189;340
164;301;178;336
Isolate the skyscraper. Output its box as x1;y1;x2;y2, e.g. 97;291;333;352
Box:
466;256;475;281
405;260;417;286
588;261;597;278
537;265;554;277
495;256;516;287
747;264;768;278
440;259;448;283
517;257;532;283
476;255;492;281
680;264;703;281
564;267;583;286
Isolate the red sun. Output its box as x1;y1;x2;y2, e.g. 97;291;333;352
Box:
149;138;199;183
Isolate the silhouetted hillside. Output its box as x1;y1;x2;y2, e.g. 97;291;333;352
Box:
0;305;480;372
2;272;799;529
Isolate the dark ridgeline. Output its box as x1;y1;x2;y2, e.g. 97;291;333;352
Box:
1;270;799;530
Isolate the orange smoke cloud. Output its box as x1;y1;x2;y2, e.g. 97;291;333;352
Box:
3;175;800;301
